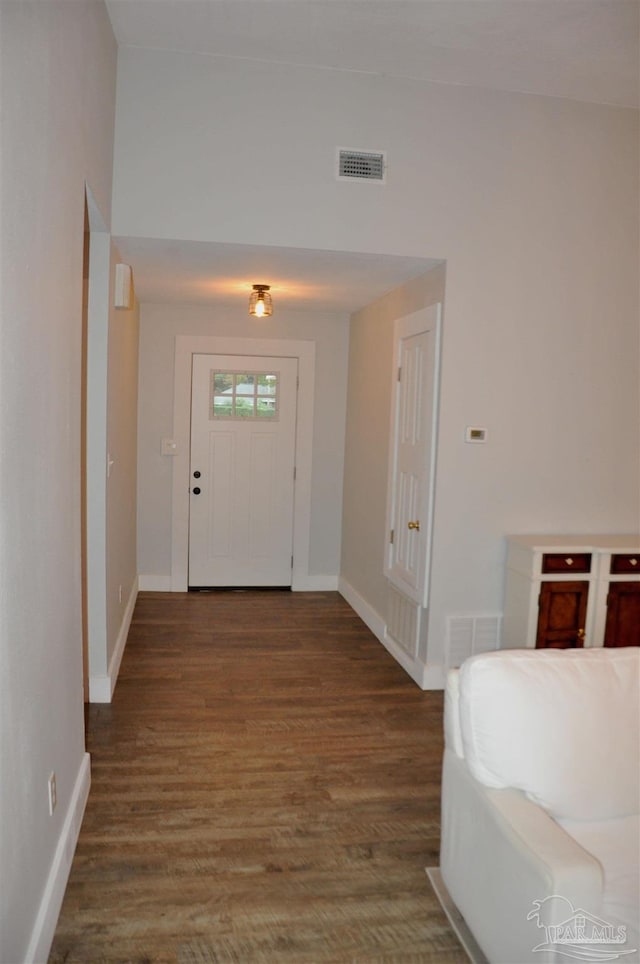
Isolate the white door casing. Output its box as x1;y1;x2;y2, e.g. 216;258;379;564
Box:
188;354;298;586
85;189;111;701
385;304;441;608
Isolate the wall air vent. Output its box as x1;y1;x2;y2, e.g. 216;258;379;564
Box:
337;149;386;182
445;614;502;670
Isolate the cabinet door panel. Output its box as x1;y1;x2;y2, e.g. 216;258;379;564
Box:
536;581;588;649
604;583;640;647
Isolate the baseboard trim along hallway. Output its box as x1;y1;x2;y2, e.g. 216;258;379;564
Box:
27;753;91;964
338;576;444;689
89;577;138;703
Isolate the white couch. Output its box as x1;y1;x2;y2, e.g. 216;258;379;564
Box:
439;647;640;964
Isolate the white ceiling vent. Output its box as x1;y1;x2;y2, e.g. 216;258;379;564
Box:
337;149;386;183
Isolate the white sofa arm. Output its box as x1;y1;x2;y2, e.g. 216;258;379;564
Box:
440;749;604;964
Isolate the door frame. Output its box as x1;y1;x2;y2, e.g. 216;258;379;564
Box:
171;335;316;591
84;185;111;700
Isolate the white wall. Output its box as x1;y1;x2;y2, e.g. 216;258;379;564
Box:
137;303;349;584
341;267;446;614
340;267;446;686
84;229;140;703
0;2;120;960
113;47;639;678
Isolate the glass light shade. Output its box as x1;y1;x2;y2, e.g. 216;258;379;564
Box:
249;284;273;317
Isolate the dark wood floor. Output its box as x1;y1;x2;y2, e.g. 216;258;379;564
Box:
50;591;466;963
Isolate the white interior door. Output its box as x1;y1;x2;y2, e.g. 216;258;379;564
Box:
385;305;441;607
188;353;298;587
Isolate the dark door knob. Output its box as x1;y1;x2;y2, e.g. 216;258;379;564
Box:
193;470;201;478
192;487;201;495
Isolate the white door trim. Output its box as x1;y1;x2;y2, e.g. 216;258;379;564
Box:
84;185;110;699
171;335;316;592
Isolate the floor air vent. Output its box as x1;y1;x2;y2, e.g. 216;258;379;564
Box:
338;149;386;182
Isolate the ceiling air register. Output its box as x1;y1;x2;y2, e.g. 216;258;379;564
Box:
338;149;386;182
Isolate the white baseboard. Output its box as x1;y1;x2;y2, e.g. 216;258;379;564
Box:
338;577;444;691
89;577;138;703
26;753;91;964
423;662;447;689
292;574;339;591
382;628;445;689
138;574;173;591
142;574;339;592
88;673;111;704
338;576;387;640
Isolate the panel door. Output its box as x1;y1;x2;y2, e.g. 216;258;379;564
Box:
385;306;440;607
188;354;298;587
536;581;588;649
604;582;640;647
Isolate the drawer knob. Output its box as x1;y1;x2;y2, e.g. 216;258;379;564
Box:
631;558;638;566
565;557;573;565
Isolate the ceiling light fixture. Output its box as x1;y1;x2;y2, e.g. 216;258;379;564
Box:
249;284;272;318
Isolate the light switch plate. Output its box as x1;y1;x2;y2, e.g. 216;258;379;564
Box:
161;438;177;456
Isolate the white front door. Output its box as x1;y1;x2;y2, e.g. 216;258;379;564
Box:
385;305;441;607
188;353;298;587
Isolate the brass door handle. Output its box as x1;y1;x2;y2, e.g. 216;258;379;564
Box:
577;628;585;640
407;521;420;531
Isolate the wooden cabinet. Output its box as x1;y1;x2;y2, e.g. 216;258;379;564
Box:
536;581;588;649
604;582;640;647
503;535;640;650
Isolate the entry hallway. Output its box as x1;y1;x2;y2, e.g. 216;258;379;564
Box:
50;591;466;962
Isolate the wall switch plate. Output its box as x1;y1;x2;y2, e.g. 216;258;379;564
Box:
114;263;133;309
465;426;487;443
161;438;177;456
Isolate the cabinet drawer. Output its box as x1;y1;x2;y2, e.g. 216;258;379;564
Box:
610;554;640;574
542;553;591;574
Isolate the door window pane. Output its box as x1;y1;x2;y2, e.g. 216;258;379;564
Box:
210;371;279;420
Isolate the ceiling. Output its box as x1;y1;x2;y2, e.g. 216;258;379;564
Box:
106;1;639;313
106;0;639;108
113;237;439;313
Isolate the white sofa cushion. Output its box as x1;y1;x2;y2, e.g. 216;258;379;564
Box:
444;668;464;758
558;813;640;959
458;648;640;821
